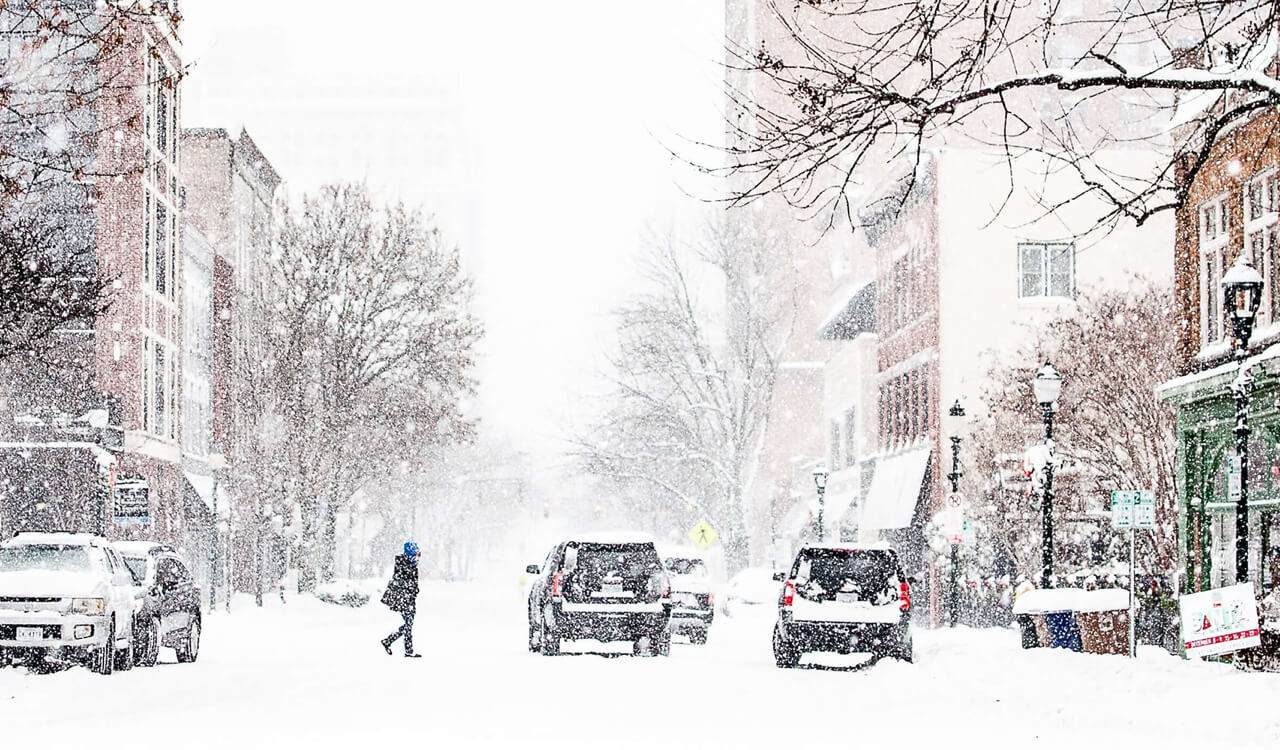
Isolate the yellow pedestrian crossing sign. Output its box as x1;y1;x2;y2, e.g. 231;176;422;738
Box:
688;520;718;549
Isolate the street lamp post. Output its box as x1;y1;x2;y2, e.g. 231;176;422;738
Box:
1033;363;1062;590
1223;256;1264;584
947;399;965;628
813;467;829;542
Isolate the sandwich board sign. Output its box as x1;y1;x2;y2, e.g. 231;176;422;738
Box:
1179;583;1262;658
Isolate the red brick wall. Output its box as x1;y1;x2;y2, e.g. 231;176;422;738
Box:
1175;110;1280;374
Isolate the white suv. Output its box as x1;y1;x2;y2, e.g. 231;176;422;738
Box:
0;533;137;674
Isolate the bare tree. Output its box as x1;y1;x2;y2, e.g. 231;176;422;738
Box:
964;280;1178;581
239;184;481;591
578;214;799;571
0;211;109;364
722;1;1279;230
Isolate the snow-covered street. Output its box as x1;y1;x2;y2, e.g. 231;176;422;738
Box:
4;579;1279;749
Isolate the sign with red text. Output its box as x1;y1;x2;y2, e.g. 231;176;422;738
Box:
1179;583;1261;658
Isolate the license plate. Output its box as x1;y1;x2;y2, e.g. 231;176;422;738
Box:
16;626;44;642
836;593;865;604
602;582;624;595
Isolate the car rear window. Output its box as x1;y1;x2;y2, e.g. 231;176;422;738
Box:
567;543;660;577
0;544;92;573
665;557;707;577
792;548;900;600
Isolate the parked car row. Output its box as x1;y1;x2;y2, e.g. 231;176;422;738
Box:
0;532;203;674
524;533;915;666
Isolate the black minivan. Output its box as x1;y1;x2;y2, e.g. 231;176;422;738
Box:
527;534;672;656
772;544;913;667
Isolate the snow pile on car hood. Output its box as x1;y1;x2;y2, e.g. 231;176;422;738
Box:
0;570;103;598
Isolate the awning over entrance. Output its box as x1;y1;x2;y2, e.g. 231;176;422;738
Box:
183;472;216;512
820;466;861;537
860;447;931;531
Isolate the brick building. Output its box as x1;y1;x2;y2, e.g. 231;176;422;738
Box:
1158;43;1280;594
180;127;282;598
0;6;187;545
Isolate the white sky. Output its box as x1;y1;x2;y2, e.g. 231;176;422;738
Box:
181;1;726;455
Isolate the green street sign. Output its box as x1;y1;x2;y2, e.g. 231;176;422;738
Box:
1111;490;1154;529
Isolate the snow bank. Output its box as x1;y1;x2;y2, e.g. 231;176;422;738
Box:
1013;587;1131;613
1076;589;1131;613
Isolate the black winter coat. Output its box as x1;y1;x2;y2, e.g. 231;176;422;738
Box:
381;554;419;613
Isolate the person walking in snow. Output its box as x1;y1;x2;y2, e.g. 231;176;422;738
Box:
380;542;422;658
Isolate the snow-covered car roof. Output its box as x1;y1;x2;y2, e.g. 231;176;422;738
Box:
562;531;659;546
796;541;894;553
2;532;110;548
112;540;173;557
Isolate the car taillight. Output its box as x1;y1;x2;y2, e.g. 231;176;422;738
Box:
899;581;911;611
707;592;715;607
551;573;563;599
782;580;795;607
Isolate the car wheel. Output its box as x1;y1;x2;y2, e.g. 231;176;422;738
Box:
527;611;542;654
772;623;800;668
895;637;914;663
113;627;134;672
689;628;708;645
176;618;200;664
92;623;115;675
137;618;160;667
655;628;671;657
540;606;560;656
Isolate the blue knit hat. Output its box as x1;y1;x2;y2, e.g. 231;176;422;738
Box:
404;541;419;557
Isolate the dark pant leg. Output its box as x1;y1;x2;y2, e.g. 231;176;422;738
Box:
401;612;414;654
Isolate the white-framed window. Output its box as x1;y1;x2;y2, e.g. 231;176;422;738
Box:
142;38;179;305
1199;194;1230;345
842;407;857;469
828;420;841;472
1245;172;1279;326
1018;242;1075;298
141;336;176;440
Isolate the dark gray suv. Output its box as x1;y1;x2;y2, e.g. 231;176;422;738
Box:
527;533;672;657
772;544;913;667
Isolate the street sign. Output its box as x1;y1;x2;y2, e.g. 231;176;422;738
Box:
1111;490;1154;529
1133;490;1155;529
113;474;150;525
1180;583;1262;658
1110;491;1135;529
688;520;718;550
945;492;963;510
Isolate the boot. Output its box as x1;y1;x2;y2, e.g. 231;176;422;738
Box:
405;651;422;658
381;637;393;655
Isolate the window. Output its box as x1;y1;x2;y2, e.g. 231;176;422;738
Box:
1199;195;1230;345
154;201;167;296
843;408;857;469
828;420;841;472
142;335;151;432
1245;173;1279;326
154;344;166;437
1018;242;1075;298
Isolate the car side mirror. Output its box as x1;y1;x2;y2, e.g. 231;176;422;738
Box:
526;564;540;575
907;576;919;586
772;572;785;582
